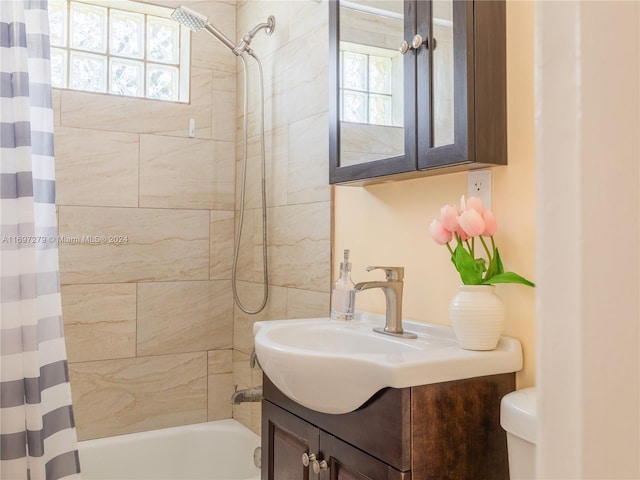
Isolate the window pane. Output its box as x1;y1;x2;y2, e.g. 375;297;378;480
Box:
342;90;367;123
369;55;392;94
110;9;144;59
147;64;178;101
70;52;106;92
433;0;455;147
110;59;144;97
50;48;67;88
70;2;107;53
369;94;392;125
342;52;367;91
48;0;67;47
49;0;188;103
147;16;179;64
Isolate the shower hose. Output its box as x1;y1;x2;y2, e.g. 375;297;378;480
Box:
231;52;269;315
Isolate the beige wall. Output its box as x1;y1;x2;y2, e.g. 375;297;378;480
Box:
536;1;639;477
56;0;332;439
56;0;237;441
333;1;537;388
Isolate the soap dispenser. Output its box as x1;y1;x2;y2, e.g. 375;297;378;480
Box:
331;249;356;320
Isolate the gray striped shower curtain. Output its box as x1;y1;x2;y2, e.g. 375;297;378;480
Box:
0;1;81;479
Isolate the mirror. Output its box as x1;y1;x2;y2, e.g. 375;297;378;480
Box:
432;0;454;148
337;0;405;167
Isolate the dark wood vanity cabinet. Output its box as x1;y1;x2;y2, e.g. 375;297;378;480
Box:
263;401;406;480
261;373;515;480
329;0;506;185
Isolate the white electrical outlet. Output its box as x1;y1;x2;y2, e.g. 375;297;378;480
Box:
467;170;492;209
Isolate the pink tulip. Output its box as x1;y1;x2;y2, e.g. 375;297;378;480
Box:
465;196;484;215
483;210;498;236
431;198;535;288
456;226;470;242
458;208;485;237
440;204;460;232
429;219;453;245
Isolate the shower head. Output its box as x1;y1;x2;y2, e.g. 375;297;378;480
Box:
172;5;275;57
170;5;207;32
171;5;237;54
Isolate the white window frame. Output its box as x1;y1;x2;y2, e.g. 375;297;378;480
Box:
339;41;402;127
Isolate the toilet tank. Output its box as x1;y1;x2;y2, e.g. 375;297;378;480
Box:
500;387;537;480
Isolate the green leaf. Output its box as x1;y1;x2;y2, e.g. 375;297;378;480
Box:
474;258;487;273
485;256;497;280
494;247;505;274
483;271;535;287
453;244;483;285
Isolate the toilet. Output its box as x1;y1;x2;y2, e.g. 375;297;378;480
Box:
500;387;537;479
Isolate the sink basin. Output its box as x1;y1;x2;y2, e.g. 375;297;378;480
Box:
253;311;522;414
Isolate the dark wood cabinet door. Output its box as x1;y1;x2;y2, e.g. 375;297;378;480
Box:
321;433;410;480
263;399;410;480
416;0;506;171
262;401;320;480
329;0;418;185
416;0;473;169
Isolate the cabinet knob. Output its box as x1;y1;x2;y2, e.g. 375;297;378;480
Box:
302;452;316;467
400;35;425;55
411;34;424;50
313;459;329;473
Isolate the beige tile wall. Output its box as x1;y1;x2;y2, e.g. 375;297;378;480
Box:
57;0;238;441
232;0;332;433
58;0;332;440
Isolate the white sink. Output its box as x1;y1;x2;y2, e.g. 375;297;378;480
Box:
253;311;522;414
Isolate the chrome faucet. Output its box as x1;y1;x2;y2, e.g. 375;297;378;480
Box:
354;266;417;339
230;349;263;405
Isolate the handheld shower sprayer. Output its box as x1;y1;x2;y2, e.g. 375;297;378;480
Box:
170;5;274;315
170;6;236;52
171;6;275;56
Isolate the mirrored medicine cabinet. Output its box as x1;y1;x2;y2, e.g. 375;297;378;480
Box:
329;0;507;185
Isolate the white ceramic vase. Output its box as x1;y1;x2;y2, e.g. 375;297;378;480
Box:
448;285;506;351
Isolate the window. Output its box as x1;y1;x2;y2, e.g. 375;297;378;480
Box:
339;42;401;127
48;0;190;102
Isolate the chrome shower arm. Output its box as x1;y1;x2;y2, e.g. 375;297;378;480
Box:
247;16;275;39
233;16;276;55
203;22;238;54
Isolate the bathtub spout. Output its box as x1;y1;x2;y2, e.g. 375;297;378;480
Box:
231;385;263;405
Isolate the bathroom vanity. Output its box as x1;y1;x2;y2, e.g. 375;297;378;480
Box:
254;314;522;479
261;374;514;480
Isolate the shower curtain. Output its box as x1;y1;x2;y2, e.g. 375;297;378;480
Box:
0;1;81;479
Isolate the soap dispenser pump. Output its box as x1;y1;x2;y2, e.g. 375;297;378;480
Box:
331;249;356;320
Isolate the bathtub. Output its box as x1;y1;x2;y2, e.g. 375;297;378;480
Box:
78;419;261;480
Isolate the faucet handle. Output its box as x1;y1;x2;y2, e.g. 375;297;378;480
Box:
365;266;404;281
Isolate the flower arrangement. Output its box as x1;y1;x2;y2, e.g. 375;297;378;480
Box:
429;196;535;287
